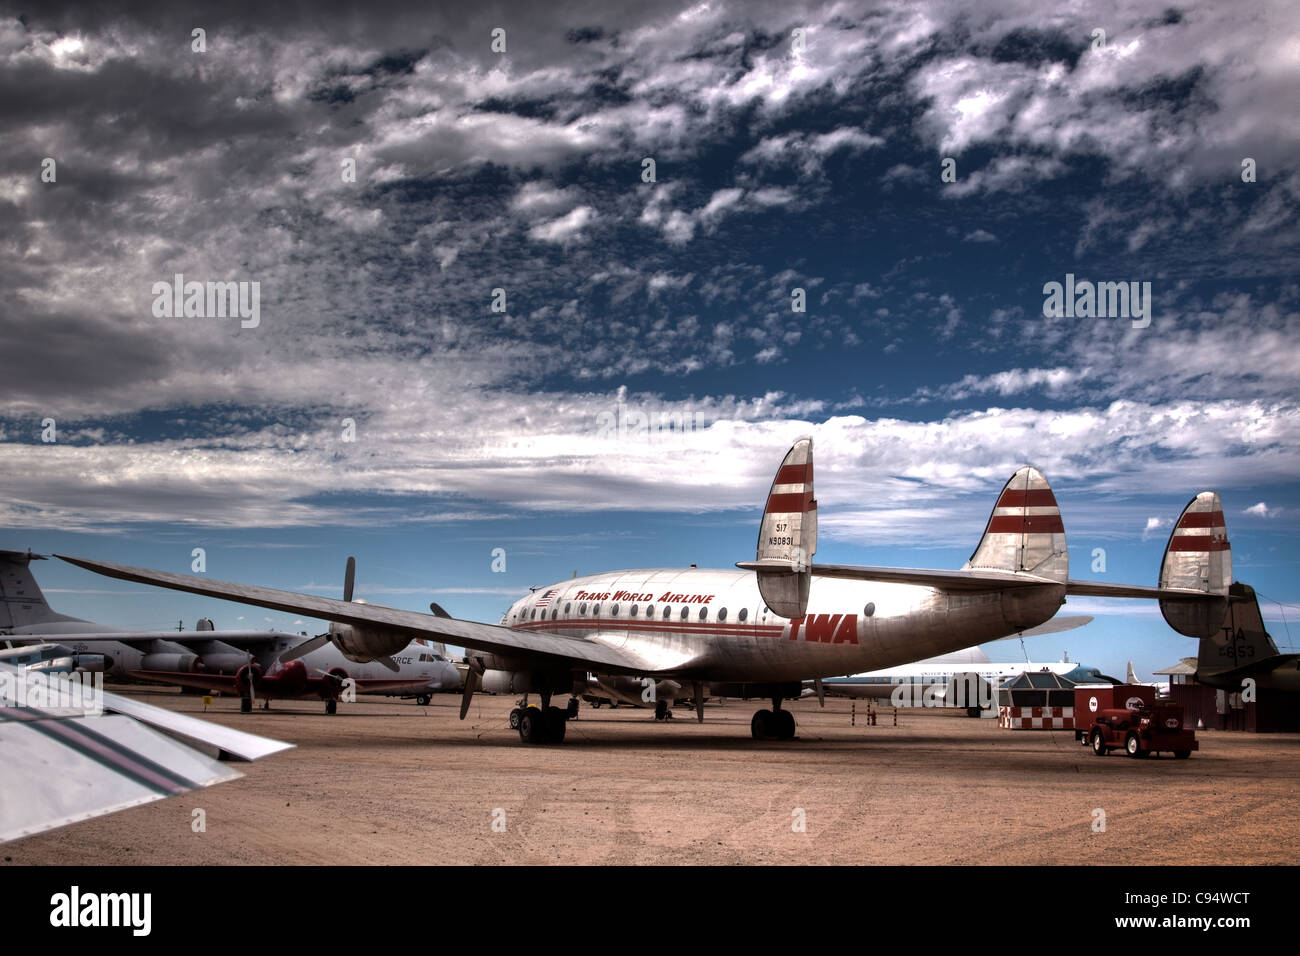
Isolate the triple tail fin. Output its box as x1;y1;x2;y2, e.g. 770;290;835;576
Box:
749;437;816;619
1159;492;1231;638
963;467;1068;582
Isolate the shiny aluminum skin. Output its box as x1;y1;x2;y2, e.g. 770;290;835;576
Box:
497;566;1065;683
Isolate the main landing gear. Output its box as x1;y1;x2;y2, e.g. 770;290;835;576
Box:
751;695;796;741
509;692;573;744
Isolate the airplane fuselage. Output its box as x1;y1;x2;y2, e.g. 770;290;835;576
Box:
497;568;1065;683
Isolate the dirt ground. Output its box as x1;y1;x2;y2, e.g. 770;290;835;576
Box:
7;687;1300;865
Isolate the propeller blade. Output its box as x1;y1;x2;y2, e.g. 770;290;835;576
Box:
458;666;480;720
693;681;704;723
429;602;450;618
375;655;399;673
344;556;356;603
278;634;330;663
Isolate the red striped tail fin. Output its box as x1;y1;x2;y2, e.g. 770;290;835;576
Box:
964;467;1068;582
751;437;817;619
1160;491;1231;637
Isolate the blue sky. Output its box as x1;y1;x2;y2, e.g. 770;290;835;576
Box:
2;0;1298;678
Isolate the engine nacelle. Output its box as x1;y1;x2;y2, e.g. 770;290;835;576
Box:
141;652;199;673
197;652;252;674
29;654;109;675
482;669;532;695
328;622;410;663
481;669;573;696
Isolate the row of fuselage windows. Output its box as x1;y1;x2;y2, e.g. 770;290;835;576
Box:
520;602;766;623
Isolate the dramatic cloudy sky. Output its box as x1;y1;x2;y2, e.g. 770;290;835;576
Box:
3;0;1298;676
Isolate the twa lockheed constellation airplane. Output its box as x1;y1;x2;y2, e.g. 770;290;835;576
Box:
58;438;1237;744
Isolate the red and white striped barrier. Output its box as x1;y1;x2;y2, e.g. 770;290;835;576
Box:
999;706;1074;729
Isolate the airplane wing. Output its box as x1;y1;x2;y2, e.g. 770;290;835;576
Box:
0;662;290;843
57;556;666;674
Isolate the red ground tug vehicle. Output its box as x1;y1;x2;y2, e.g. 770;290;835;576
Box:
1074;685;1198;759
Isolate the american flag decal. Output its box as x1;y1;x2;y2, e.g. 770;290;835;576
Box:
536;589;557;608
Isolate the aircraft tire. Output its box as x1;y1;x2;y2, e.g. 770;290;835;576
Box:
519;708;545;743
545;706;567;743
326;699;337;715
509;707;523;730
774;709;796;740
240;697;252;714
751;710;773;739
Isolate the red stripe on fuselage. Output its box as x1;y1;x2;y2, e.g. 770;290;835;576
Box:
515;620;787;636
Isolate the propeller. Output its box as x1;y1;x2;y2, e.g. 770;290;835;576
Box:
459;657;485;720
278;556;357;664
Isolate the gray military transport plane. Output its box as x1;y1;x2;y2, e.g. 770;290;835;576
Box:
1;550;460;713
58;439;1243;744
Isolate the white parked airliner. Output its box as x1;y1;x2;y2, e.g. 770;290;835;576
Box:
59;438;1238;744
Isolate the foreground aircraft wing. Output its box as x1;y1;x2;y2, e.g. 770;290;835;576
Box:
0;662;290;843
57;556;659;674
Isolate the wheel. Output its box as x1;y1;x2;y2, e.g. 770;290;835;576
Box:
416;694;431;706
1174;750;1191;759
590;699;602;708
240;697;252;714
508;707;523;730
519;708;547;743
654;699;669;721
751;710;774;739
774;709;796;740
566;698;579;719
545;706;568;743
1125;732;1147;758
326;699;337;715
1090;728;1108;756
